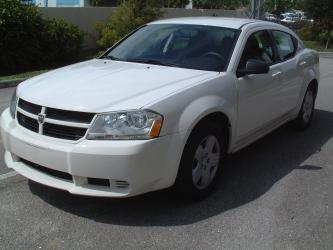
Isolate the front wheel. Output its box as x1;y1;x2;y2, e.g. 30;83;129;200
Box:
175;122;226;200
292;84;316;130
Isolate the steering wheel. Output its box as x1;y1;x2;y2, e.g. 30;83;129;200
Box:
201;52;224;62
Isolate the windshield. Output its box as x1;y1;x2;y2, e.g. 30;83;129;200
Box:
103;24;239;72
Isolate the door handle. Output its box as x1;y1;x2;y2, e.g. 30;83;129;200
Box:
272;71;282;78
299;61;307;66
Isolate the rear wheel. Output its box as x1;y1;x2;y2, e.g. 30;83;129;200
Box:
175;121;226;200
292;84;316;130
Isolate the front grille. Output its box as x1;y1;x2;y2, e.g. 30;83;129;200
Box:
44;123;87;141
20;158;129;191
17;112;39;133
16;98;95;141
20;158;73;181
46;107;94;124
18;99;42;115
88;178;110;187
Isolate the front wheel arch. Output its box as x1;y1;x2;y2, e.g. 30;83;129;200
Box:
292;82;317;130
173;113;230;199
308;79;318;98
188;112;230;152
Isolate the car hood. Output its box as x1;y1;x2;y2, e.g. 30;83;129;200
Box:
18;59;219;113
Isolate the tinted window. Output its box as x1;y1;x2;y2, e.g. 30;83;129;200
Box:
105;24;239;72
238;30;275;69
272;31;296;61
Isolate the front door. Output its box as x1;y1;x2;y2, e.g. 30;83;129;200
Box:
236;30;283;139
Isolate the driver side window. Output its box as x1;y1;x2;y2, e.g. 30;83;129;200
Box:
238;30;275;69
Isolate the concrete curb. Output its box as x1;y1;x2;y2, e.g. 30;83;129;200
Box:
0;78;28;89
319;52;333;57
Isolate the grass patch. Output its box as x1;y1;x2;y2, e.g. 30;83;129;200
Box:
304;41;333;52
0;70;48;81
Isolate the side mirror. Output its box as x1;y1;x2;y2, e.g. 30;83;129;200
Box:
237;59;269;78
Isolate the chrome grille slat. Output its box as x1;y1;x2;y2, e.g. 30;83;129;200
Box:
17;98;95;141
44;117;90;128
16;107;38;119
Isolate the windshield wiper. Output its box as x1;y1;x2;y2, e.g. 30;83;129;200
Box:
126;58;173;67
102;55;123;61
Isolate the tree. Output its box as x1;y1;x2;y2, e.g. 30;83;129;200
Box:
263;0;305;14
304;0;333;48
96;0;162;49
193;0;249;10
162;0;189;8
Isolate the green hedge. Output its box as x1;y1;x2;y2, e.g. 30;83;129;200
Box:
297;24;333;48
0;0;84;74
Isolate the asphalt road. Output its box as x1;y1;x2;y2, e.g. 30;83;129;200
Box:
1;57;333;249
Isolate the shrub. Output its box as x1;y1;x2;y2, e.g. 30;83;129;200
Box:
163;0;189;8
0;0;45;72
193;0;248;9
0;0;84;74
96;0;162;49
42;19;84;62
297;24;333;48
286;20;310;31
297;25;319;41
317;30;333;47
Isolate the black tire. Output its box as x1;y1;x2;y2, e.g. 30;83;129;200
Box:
174;121;227;200
292;83;316;130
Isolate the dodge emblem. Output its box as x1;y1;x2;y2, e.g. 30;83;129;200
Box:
37;113;46;124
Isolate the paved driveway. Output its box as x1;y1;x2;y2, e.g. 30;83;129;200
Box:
0;56;333;249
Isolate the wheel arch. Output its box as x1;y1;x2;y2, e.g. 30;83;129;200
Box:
178;95;235;155
189;112;231;151
308;78;318;98
174;110;233;198
294;72;319;117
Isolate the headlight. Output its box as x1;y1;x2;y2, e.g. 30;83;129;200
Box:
9;89;17;119
86;110;163;140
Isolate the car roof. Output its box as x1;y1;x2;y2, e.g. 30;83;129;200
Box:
149;17;267;29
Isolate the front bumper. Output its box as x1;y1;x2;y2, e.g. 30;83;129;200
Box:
0;108;183;197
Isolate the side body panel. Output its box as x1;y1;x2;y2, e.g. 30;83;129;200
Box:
227;23;320;152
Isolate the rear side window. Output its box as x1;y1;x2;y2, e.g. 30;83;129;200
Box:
271;31;297;61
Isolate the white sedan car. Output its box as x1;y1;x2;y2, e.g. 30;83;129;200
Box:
281;17;297;24
0;17;319;199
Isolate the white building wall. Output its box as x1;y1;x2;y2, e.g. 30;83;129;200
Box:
35;0;45;6
48;0;57;7
34;0;88;7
